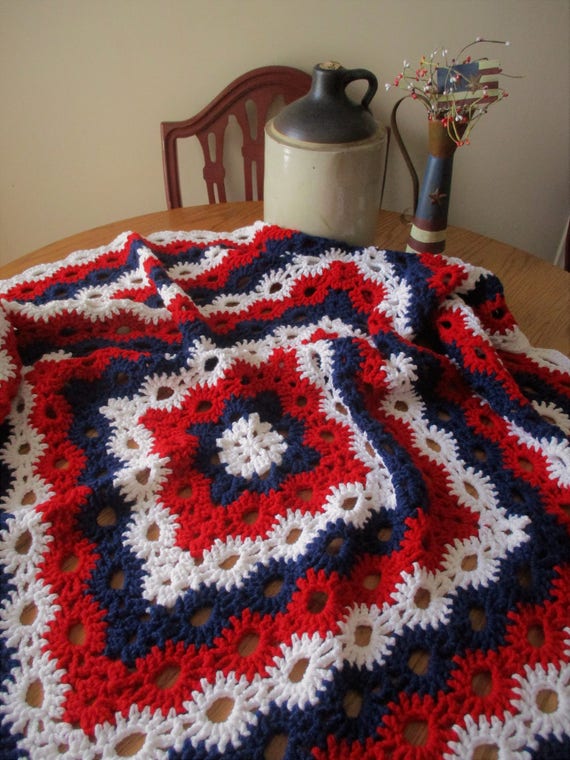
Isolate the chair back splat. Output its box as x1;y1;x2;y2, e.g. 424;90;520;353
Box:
161;65;312;208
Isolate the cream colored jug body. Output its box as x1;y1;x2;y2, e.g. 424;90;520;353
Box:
264;120;387;246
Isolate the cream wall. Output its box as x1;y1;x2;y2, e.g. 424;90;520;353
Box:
1;0;568;268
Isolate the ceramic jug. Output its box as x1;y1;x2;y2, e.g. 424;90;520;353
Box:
264;62;388;246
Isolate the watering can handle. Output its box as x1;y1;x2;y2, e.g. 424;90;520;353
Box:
390;98;419;213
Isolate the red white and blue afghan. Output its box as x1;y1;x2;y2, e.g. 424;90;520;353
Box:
1;223;569;759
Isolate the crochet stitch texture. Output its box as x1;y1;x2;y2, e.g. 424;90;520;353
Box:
0;223;569;758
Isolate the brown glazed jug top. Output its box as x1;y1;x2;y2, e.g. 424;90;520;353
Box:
272;61;379;143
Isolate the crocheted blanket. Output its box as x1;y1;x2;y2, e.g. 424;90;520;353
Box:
1;223;569;759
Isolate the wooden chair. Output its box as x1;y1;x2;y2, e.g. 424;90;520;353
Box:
161;65;312;208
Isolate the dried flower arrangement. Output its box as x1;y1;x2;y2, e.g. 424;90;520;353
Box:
385;38;512;145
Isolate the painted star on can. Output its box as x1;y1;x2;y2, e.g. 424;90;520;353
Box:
429;187;448;205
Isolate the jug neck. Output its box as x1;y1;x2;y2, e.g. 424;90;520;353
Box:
309;62;351;102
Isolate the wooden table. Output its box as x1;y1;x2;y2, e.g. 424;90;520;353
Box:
1;201;568;356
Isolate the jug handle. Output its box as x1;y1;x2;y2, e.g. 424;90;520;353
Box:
337;67;389;210
390;97;419;213
343;67;390;211
342;68;378;111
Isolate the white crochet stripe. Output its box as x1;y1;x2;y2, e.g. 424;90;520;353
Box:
374;276;414;338
446;273;570;371
148;221;268;248
0;649;70;754
531;400;570;436
261;631;340;711
0;225;269;296
382;388;531;581
506;419;570;488
92;706;175;759
124;470;390;608
198;245;411;326
0;377;54;512
2;243;171;323
444;659;570;758
352;247;417;337
163;243;246;282
178;671;262;754
390;562;456;631
0;577;59;663
337;602;397;669
3;292;172;326
0;505;54;593
441;293;506;350
0;305;19;387
490;325;570;369
0;232;133;293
